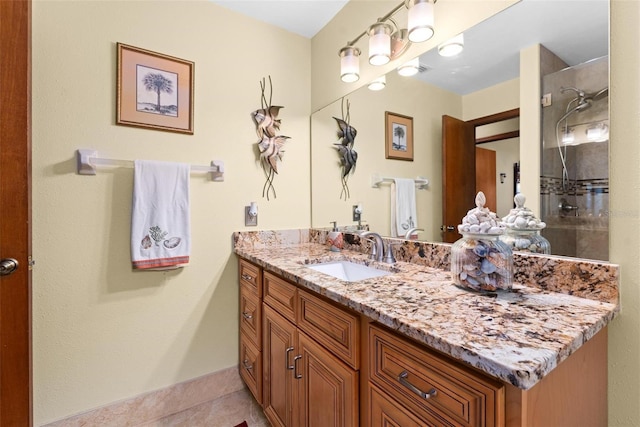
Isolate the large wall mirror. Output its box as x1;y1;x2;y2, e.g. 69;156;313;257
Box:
311;0;609;261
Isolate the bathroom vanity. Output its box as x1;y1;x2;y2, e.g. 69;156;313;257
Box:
234;229;618;427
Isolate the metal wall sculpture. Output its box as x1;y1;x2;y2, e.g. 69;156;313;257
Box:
252;76;290;200
333;98;358;200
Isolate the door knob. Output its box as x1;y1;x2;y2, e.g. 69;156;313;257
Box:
0;258;18;276
440;226;455;232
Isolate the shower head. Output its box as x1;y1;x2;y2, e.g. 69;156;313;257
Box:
586;87;609;101
574;100;592;112
557;101;591;125
561;86;586;98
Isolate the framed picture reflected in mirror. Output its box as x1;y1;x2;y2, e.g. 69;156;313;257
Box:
385;111;413;161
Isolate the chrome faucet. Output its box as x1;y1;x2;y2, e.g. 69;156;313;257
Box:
359;231;384;262
359;231;396;264
404;228;424;239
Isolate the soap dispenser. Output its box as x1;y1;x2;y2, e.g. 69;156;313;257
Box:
327;221;344;252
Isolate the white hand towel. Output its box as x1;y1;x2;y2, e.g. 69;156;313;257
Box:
131;160;190;270
391;178;417;238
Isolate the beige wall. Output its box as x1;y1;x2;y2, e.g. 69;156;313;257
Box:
609;1;640;425
32;1;310;424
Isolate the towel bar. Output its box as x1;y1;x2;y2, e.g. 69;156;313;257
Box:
76;149;224;182
371;173;429;190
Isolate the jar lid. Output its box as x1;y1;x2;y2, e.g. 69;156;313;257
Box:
458;191;507;235
502;193;546;231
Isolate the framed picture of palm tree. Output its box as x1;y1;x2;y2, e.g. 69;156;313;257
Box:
116;43;194;134
385;111;413;161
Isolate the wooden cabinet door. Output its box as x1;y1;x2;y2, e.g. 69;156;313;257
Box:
296;331;359;427
263;304;297;427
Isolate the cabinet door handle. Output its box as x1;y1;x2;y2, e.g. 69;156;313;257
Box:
242;311;253;320
397;370;437;399
293;355;303;379
241;273;253;281
242;359;253;372
285;346;295;370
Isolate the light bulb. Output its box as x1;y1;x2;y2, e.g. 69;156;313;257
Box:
339;46;361;83
368;76;386;91
398;57;420;76
562;128;575;145
438;33;464;57
368;22;392;66
586;123;609;142
407;0;434;43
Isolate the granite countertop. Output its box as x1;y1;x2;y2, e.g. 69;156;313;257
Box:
235;241;619;390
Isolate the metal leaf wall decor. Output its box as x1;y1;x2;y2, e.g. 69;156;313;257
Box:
252;76;290;200
333;98;358;200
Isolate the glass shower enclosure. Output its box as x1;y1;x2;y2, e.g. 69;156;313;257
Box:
540;56;609;261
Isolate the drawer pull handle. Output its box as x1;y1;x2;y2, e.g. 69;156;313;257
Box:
285;346;295;370
241;273;254;281
242;311;253;320
242;359;253;371
398;371;437;400
293;355;303;379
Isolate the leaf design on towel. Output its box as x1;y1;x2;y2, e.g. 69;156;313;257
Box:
401;216;415;231
141;235;152;250
149;226;168;246
163;237;181;249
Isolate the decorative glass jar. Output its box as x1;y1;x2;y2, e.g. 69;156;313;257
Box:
499;229;550;254
500;193;550;255
451;232;513;293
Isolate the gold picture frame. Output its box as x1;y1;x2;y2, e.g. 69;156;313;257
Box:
116;43;194;134
385;111;414;161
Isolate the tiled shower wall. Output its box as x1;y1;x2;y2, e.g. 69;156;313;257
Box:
540;56;609;261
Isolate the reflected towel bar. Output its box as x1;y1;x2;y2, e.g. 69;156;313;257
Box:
76;149;224;182
371;173;429;190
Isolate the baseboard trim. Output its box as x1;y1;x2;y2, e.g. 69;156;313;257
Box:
43;366;244;426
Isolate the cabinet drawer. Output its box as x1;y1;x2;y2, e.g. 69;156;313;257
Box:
239;258;262;296
240;282;262;348
369;324;504;427
369;383;431;427
297;289;360;369
263;272;297;323
240;332;262;405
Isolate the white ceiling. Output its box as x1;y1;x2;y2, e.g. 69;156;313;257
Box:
210;0;609;94
210;0;349;38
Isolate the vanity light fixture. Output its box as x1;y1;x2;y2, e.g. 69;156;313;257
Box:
368;75;386;91
338;0;437;82
340;46;361;83
562;127;575;145
586;122;609;142
562;120;609;146
438;33;464;57
368;22;393;65
406;0;435;43
397;57;420;76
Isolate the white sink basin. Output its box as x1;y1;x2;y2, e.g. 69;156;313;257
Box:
307;261;392;282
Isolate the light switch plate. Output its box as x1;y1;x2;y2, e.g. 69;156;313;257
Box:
245;206;257;226
352;205;361;221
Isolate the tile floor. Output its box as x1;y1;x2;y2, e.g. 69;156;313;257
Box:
140;388;268;427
